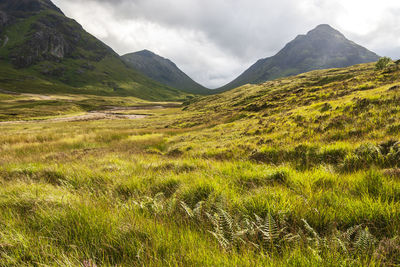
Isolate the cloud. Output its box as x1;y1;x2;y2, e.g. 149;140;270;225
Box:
52;0;400;88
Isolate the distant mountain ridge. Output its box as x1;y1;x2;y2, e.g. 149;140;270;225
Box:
217;24;380;92
122;50;211;95
0;0;186;100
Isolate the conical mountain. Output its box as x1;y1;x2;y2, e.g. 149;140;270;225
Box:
217;24;380;92
122;50;211;95
0;0;186;100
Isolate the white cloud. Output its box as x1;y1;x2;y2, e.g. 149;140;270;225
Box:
53;0;400;88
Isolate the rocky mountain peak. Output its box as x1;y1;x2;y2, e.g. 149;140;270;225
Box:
306;24;346;40
135;49;157;57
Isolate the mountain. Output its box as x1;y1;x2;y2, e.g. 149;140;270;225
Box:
217;24;380;92
0;0;186;100
122;50;211;95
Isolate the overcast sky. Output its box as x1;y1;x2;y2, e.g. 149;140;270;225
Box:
53;0;400;88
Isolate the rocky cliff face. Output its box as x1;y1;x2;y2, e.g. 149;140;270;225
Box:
1;0;114;69
10;17;72;67
0;10;8;28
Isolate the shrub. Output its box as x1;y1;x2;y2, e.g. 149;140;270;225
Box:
375;57;392;71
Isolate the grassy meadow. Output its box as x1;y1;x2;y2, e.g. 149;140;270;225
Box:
1;62;400;266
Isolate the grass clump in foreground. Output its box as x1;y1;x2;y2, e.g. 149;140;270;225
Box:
1;62;400;265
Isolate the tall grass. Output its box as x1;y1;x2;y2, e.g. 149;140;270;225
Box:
1;62;400;265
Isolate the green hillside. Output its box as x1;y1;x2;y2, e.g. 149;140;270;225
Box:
1;60;400;265
0;0;187;101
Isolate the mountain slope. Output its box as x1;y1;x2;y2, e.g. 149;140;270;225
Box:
0;0;187;100
217;24;380;92
122;50;211;95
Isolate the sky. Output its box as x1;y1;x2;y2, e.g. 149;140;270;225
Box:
52;0;400;88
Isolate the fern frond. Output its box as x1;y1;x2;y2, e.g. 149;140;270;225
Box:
218;209;234;243
209;230;230;250
180;201;194;218
206;212;218;227
260;214;279;246
302;219;320;240
193;201;205;217
336;236;348;254
302;219;326;249
254;214;263;225
154;192;165;203
355;227;376;253
343;225;361;243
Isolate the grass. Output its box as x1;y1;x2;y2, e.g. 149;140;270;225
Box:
1;62;400;265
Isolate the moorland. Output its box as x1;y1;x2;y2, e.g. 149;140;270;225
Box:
1;61;400;266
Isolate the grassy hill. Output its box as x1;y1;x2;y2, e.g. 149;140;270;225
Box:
1;61;400;265
0;1;188;101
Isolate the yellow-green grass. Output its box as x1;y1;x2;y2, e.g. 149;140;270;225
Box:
1;62;400;266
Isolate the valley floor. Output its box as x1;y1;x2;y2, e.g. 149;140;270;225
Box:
1;63;400;266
